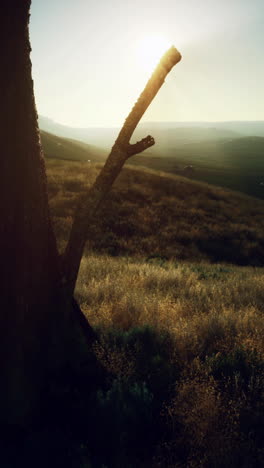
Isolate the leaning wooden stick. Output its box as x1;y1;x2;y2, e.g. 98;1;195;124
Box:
63;46;182;296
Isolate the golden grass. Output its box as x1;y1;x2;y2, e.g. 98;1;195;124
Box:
76;254;264;358
74;254;264;465
45;158;264;466
47;157;264;361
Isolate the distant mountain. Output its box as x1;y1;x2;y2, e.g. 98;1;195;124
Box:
139;120;264;137
132;125;241;152
39;116;264;150
40;130;107;162
39;116;118;151
205;121;264;137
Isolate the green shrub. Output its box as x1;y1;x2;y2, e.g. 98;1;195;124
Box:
206;348;264;385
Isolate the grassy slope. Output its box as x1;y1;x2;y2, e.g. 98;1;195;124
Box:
44;157;264;467
46;158;264;266
40;130;107;162
41;128;264;199
131;136;264;199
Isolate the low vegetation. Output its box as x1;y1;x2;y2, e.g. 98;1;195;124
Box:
75;255;264;467
13;256;263;467
24;157;262;467
77;255;264;358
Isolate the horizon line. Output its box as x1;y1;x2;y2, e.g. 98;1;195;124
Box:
39;115;264;129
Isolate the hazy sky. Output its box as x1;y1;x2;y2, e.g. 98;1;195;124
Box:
30;0;264;127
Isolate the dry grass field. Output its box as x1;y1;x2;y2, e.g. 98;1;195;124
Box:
44;157;264;467
76;254;264;358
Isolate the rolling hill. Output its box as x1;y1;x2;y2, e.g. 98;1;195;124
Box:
40;130;107;162
46;158;264;266
40;119;264;199
43;131;264;468
131;136;264;199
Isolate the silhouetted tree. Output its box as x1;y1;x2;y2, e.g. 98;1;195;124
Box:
0;0;181;425
0;0;66;424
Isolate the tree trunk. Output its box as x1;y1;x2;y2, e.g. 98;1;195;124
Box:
0;0;66;425
0;1;181;427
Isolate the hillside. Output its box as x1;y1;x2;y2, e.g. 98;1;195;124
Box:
46;158;264;266
144;135;264;169
130;136;264;199
40;130;107;162
220;136;264;168
39;117;119;150
44;156;264;467
40;122;264;199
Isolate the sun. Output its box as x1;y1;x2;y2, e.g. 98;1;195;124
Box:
138;34;172;73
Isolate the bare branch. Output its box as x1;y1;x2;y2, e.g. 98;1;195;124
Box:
127;135;155;157
115;46;181;148
63;46;182;296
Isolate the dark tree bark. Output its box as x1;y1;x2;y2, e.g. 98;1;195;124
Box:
0;0;181;426
0;0;67;424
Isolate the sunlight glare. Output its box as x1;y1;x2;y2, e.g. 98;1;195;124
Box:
138;35;172;73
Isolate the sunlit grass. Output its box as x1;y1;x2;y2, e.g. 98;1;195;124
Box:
47;156;264;367
75;255;264;465
44;158;264;466
76;254;264;358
